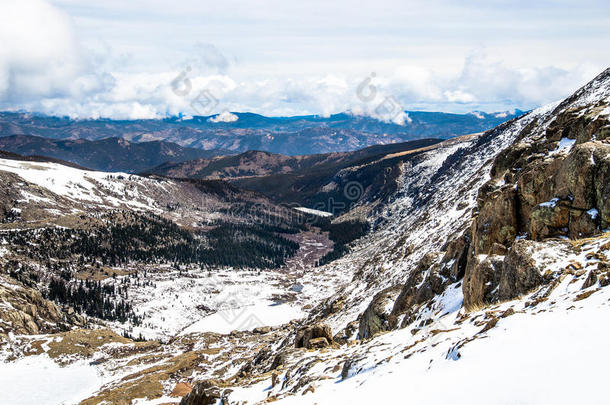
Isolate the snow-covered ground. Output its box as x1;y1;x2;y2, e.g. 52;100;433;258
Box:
225;254;610;405
1;69;609;405
275;287;610;405
0;158;158;209
104;267;305;340
105;262;337;340
180;301;305;335
294;207;333;217
0;355;102;405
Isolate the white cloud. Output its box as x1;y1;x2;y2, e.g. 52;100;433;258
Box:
0;0;108;103
444;90;476;103
0;0;607;119
208;111;239;123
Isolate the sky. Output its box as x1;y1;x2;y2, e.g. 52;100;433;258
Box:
0;0;608;120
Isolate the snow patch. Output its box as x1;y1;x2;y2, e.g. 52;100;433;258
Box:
550;138;576;155
539;198;559;208
0;355;102;405
180;301;305;335
295;207;333;217
587;208;599;219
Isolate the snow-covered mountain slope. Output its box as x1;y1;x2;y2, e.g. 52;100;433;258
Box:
175;68;610;404
0;69;609;405
0;156;275;227
312;68;610;333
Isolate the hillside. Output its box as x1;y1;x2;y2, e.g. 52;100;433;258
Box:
0;135;231;173
146;138;445;213
0;69;608;405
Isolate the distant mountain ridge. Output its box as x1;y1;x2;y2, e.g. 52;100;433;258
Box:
145;138;447;213
0;134;232;173
0;110;523;156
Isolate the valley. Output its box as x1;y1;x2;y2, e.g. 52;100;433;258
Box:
0;68;609;405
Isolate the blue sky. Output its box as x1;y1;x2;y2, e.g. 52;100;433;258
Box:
0;0;608;119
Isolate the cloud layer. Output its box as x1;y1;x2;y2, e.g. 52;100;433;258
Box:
0;0;608;119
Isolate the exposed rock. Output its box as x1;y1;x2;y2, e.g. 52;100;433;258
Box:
308;337;330;349
500;307;515;318
252;348;272;367
460;108;610;314
0;276;84;335
440;229;471;281
358;285;402;339
464;239;549;307
341;357;364;381
473;111;610;252
499;240;544;301
489;242;508;256
569;209;599;239
270;350;290;371
462;254;504;309
170;382;193;397
294;323;333;349
478;316;499;334
341;359;353;380
472;186;518;255
530;199;570;240
582;271;598;290
179;380;222;405
271;371;280;388
253;326;271;334
389;252;445;328
329;297;345;314
599;272;610;287
334;320;359;344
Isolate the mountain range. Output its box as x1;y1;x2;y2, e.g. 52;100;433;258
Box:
0;135;232;173
144;138;448;212
0;69;609;405
0;110;522;156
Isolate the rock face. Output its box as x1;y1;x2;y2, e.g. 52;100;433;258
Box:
464;232;566;308
461;92;610;309
472;106;610;259
439;230;471;281
308;337;330;349
295;323;333;349
462;254;504;309
498;240;545;301
358;285;402;339
389;252;446;328
170;382;193;397
0;277;84;336
179;380;222;405
472;185;519;254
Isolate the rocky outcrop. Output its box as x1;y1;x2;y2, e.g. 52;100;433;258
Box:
388;252;446;328
498;240;545;301
295;323;333;349
463;239;550;308
472;103;610;258
471;185;519;255
179;380;223;405
308;337;330;349
170;382;193;398
0;276;85;336
439;230;471;281
462;254;504;309
357;285;402;339
461;97;610;310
